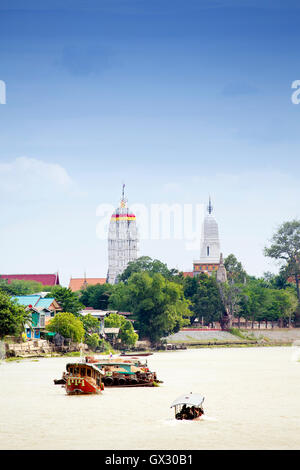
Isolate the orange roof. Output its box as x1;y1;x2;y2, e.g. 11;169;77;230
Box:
69;277;106;292
182;272;194;278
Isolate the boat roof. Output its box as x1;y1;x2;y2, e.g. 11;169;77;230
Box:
66;363;104;375
170;393;205;408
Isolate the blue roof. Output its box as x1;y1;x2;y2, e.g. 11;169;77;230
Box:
12;295;40;307
35;298;55;309
11;295;55;310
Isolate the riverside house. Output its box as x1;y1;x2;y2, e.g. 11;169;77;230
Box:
12;294;62;339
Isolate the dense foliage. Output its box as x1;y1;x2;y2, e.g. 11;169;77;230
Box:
0;291;30;339
264;219;300;302
46;312;85;343
46;286;83;316
109;272;191;342
104;313;138;346
0;278;51;296
183;274;223;325
79;283;113;310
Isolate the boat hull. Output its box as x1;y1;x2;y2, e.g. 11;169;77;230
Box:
65;377;103;395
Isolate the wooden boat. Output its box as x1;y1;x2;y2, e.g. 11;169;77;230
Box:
85;355;161;387
54;362;104;395
171;393;204;420
120;352;153;357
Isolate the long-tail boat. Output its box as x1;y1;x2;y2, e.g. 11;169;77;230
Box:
54;362;104;395
171;393;205;420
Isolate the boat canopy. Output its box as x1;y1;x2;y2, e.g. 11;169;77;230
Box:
66;363;104;375
170;393;205;408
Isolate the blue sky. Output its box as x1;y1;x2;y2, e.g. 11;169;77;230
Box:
0;0;300;286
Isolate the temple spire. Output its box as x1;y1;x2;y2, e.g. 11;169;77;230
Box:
120;183;127;208
207;196;213;214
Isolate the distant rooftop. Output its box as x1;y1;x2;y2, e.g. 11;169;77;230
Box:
69;277;106;292
1;273;60;286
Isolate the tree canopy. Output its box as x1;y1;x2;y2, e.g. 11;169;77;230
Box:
184;274;223;325
264;219;300;300
46;286;83;316
79;283;113;310
105;313;138;346
46;312;85;343
118;256;180;283
0;278;50;296
0;291;30;339
112;272;191;343
224;254;247;284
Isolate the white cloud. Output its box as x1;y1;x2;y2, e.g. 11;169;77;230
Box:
0;156;74;200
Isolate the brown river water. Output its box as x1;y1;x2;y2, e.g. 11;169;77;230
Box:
0;346;299;450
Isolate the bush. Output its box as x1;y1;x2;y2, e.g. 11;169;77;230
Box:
85;333;100;351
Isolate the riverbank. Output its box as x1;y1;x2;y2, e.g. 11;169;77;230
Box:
2;328;300;360
162;327;300;348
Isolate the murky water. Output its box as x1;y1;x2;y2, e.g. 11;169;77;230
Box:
0;347;299;450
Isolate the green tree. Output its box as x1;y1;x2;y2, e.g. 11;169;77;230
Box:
85;333;100;351
46;286;83;316
105;313;138;346
46;312;85;342
0;278;47;296
118;256;179;283
0;291;30;339
224;254;247;284
82;313;100;335
240;279;270;328
264;220;300;301
79;283;113;310
108;282;132;311
184;274;223;325
117;272;191;343
268;288;298;327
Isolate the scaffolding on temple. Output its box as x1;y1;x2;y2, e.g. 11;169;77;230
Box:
107;185;138;284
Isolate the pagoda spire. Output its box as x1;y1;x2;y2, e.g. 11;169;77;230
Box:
120;183;127;208
207;196;213;214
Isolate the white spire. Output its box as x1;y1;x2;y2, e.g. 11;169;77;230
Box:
199;197;220;264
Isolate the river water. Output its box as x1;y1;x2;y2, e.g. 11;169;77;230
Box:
0;346;299;450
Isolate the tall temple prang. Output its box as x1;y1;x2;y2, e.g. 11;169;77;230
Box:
107;185;138;284
193;196;221;276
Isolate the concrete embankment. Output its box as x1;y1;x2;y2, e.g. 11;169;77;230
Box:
4;339;88;358
163;328;300;347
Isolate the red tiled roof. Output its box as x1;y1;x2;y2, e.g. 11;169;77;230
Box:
182;271;194;278
69;278;107;292
0;273;60;286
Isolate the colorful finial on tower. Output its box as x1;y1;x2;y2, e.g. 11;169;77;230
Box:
120;183;126;208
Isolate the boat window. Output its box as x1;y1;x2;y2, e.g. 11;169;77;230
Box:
74;367;79;375
86;368;91;377
69;367;73;374
80;368;86;376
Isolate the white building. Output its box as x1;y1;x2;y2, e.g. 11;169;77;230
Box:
107;185;138;284
193;197;221;276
